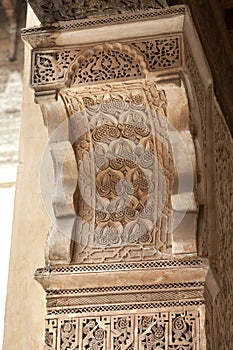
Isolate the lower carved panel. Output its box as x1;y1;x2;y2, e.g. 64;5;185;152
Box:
45;309;202;349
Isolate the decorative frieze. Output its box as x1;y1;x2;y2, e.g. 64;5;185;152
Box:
44;308;204;349
42;273;206;349
35;257;208;276
31;35;182;88
46;281;204;310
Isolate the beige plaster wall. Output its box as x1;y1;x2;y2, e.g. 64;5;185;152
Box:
3;6;50;350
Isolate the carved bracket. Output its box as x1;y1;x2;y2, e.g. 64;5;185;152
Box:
24;8;212;266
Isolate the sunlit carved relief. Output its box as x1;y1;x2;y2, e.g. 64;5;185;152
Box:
31;36;181;87
60;81;175;263
45;311;200;349
72;46;144;85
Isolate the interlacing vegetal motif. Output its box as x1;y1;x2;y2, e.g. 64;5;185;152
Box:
72;47;144;85
60;321;78;350
131;36;180;70
31;36;181;86
213;103;233;350
60;81;175;263
82;319;105;350
33;50;79;85
28;0;168;23
44;311;200;349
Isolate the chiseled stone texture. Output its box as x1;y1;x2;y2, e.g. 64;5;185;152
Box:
211;102;233;350
27;0;168;23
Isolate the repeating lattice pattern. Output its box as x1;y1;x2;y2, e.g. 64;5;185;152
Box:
44;310;201;349
46;300;204;316
35;258;206;276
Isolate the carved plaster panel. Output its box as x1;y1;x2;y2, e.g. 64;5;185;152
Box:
28;0;168;23
44;309;204;349
212;101;233;350
31;35;182;88
32;40;199;264
65;81;173;263
33;50;80;86
37;260;208;349
55;78;198;264
29;29;196;267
